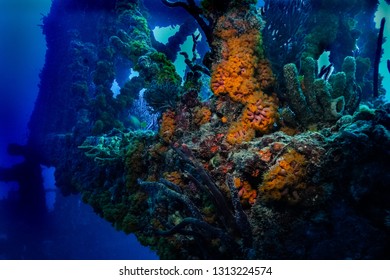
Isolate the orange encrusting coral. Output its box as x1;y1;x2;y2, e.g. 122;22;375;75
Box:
221;116;228;123
242;92;278;133
210;13;278;144
259;149;307;203
234;177;257;205
226;121;255;145
159;110;176;143
211;30;261;104
193;106;212;126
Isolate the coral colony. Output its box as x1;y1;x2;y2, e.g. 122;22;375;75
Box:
27;0;389;259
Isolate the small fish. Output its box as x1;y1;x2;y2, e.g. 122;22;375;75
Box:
387;59;390;74
318;64;334;80
128;115;141;130
352;46;360;57
194;33;200;41
298;75;305;90
140;121;147;129
260;7;266;16
318;65;326;78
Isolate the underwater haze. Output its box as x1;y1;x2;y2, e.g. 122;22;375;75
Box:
0;0;389;260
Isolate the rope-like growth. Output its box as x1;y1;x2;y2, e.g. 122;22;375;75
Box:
137;179;203;220
226;174;253;249
173;145;235;230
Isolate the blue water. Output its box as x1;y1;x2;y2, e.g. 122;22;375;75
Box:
0;0;389;260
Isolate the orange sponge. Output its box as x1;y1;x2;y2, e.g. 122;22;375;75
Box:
159;110;176;143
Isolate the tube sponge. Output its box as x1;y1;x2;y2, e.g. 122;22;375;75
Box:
282;56;359;128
